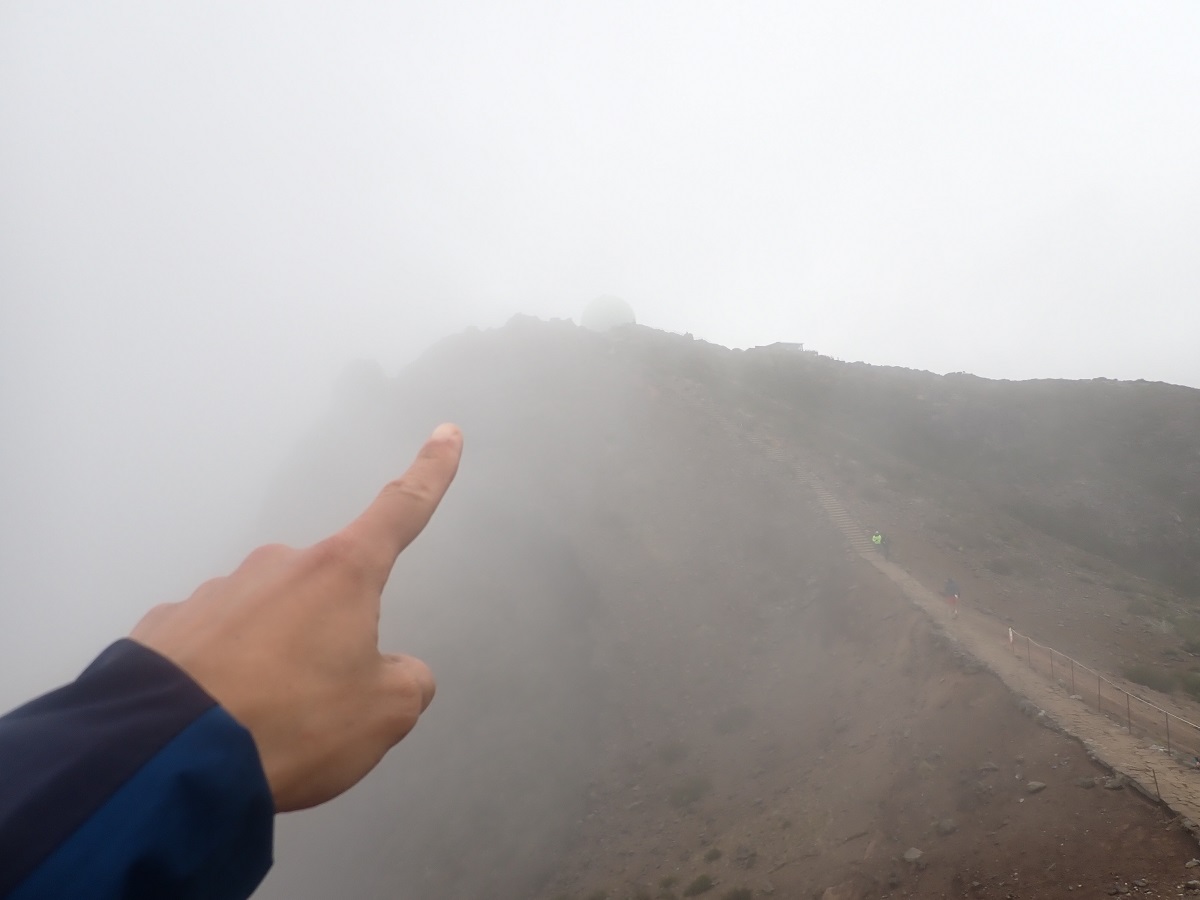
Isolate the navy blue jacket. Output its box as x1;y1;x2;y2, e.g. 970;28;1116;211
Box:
0;640;274;899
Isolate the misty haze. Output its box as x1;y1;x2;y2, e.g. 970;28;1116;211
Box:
4;3;1200;899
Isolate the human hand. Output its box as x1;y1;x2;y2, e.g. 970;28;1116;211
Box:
130;423;462;812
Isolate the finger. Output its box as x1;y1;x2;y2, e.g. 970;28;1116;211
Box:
337;423;463;581
382;653;437;713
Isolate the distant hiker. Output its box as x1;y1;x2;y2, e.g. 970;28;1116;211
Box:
872;530;889;560
944;578;960;618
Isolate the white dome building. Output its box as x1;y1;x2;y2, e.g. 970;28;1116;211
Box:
580;295;636;332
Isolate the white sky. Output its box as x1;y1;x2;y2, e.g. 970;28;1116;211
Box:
1;1;1199;699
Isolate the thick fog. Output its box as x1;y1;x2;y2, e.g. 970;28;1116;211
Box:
2;2;1200;894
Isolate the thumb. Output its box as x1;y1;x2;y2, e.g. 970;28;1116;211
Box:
378;653;437;735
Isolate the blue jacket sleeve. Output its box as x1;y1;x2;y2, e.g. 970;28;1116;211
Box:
0;639;274;899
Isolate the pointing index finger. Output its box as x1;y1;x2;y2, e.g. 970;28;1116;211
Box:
337;423;463;583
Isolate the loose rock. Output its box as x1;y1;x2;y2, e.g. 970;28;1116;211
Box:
734;846;757;869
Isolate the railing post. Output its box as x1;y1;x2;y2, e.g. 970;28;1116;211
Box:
994;630;1200;758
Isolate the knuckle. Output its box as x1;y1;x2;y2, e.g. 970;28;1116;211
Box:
310;532;369;572
380;475;435;506
130;600;180;638
240;542;294;569
143;600;177;622
187;576;227;601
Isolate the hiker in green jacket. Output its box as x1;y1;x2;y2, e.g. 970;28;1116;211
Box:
872;529;889;560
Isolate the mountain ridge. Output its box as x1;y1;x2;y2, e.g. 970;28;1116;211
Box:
254;316;1200;899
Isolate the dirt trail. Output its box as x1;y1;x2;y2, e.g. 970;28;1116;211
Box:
690;390;1200;843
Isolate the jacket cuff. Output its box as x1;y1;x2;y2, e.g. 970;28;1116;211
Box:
0;640;273;899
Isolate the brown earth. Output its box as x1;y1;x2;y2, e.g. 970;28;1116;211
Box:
530;360;1200;900
254;318;1200;900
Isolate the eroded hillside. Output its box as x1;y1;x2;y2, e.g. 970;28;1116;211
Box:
659;337;1200;596
253;318;1200;900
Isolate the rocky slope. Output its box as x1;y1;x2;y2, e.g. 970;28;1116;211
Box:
252;318;1200;899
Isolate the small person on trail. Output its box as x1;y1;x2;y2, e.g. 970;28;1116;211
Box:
872;529;889;560
944;578;960;618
